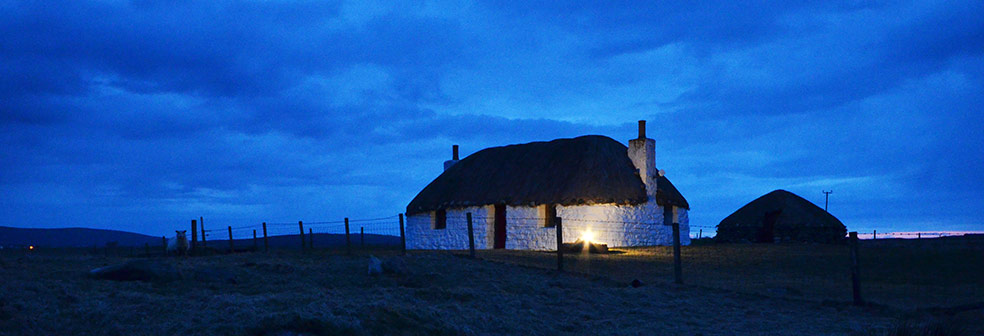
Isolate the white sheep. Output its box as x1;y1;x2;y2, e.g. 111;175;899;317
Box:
167;230;190;256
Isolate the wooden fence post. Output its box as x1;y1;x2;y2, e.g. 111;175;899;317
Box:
298;221;305;252
698;229;702;239
253;229;258;251
360;226;365;248
917;232;921;239
200;216;206;248
308;228;313;250
262;222;268;252
191;219;198;254
556;217;564;272
227;226;233;253
672;222;683;284
873;230;876;240
399;214;406;256
345;218;351;256
467;213;475;259
849;231;864;305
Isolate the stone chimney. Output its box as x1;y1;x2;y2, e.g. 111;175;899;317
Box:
627;120;657;195
443;145;459;171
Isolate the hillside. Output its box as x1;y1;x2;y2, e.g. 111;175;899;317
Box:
0;226;160;248
0;226;401;250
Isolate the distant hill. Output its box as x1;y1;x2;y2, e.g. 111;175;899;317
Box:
0;226;401;249
0;226;161;248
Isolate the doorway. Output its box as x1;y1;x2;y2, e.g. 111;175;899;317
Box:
494;204;506;249
758;210;780;243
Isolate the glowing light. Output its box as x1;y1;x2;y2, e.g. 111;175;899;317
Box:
28;245;34;250
580;230;595;244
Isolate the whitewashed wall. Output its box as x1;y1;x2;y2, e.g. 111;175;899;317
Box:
406;205;492;250
406;197;690;250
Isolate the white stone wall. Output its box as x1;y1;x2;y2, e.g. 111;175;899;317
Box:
406;205;492;250
406;198;690;250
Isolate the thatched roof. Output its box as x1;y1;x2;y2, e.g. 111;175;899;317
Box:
406;135;689;215
717;189;846;243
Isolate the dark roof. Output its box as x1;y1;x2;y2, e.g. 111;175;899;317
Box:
406;135;689;215
717;189;846;243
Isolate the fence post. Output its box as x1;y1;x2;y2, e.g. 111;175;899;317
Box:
200;216;206;248
308;228;313;250
298;221;305;252
191;219;198;254
556;217;564;272
360;226;365;248
345;218;351;256
917;232;921;239
849;231;864;305
227;226;234;253
399;214;406;256
467;213;476;259
672;222;683;284
698;229;702;239
262;222;268;252
253;229;258;251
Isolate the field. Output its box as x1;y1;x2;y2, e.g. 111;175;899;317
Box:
481;237;984;310
0;239;980;335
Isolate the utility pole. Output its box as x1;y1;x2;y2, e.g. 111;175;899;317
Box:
822;190;833;212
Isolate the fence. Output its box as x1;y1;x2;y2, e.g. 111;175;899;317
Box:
425;212;983;311
185;215;405;256
47;213;977;311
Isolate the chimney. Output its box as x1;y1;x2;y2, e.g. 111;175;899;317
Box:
443;145;460;171
627;120;657;195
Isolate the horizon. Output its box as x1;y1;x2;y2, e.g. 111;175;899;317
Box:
2;1;982;237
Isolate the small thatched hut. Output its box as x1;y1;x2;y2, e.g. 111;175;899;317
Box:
405;121;690;250
717;190;846;243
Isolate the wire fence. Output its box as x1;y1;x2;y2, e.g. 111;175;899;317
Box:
8;211;979;312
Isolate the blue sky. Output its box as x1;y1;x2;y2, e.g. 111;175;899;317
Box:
1;0;982;237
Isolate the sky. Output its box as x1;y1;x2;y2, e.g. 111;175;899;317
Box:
1;0;982;237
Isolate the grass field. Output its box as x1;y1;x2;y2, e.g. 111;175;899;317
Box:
480;237;984;310
0;239;979;335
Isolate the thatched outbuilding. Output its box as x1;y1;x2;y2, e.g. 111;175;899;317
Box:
717;190;846;243
405;121;691;250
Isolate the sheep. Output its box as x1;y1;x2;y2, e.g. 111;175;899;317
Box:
167;230;190;256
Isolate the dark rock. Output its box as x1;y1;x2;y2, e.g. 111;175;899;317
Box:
381;257;409;275
88;259;181;283
255;263;294;274
192;268;237;284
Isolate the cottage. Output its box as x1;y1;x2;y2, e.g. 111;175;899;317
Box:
405;121;690;250
717;189;846;243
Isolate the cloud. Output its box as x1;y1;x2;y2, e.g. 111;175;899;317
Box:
0;0;981;236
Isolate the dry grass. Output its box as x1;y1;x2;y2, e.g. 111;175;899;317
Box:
479;240;984;310
0;244;976;335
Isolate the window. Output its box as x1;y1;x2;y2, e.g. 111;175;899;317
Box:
432;209;447;229
539;204;557;227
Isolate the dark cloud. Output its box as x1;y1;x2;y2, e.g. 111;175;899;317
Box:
0;0;981;235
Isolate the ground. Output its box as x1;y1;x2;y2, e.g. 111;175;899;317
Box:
0;240;979;335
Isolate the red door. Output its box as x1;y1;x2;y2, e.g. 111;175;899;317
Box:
494;204;506;249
